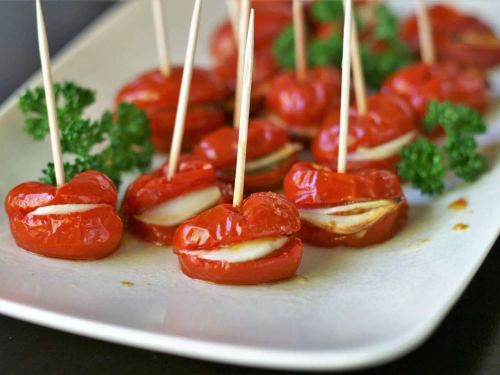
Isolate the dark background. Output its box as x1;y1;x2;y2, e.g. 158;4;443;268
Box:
0;1;498;374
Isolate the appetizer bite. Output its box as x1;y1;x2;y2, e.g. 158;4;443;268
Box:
284;163;407;247
194;118;300;192
173;11;303;284
313;19;417;172
401;4;500;69
266;0;341;141
122;0;225;246
285;0;407;248
116;1;228;152
5;0;123;260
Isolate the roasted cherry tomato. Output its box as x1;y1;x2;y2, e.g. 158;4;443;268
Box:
194;118;298;191
172;192;302;284
122;155;227;246
116;67;228;152
401;4;500;69
266;67;342;140
382;61;488;120
5;171;123;260
212;49;277;115
284;162;408;247
312;93;417;171
210;0;292;65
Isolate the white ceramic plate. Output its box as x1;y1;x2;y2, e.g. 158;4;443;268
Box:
0;0;499;371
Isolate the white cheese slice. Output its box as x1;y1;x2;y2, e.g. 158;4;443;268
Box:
181;236;289;263
135;186;221;226
246;143;302;172
300;199;399;235
348;131;416;161
29;203;110;216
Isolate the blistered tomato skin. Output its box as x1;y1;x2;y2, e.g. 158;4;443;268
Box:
266;67;342;128
382;61;488;119
172;192;302;285
5;171;123;260
312;93;417;171
115;68;228;152
401;4;500;69
122;155;222;246
283;163;407;248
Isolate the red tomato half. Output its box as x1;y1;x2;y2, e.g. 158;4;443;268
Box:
194;118;296;191
283;163;407;247
312;93;417;171
116;67;228;152
382;61;488;120
121;155;222;246
5;171;123;260
266;67;342;138
172;192;302;284
401;4;500;69
209;0;292;65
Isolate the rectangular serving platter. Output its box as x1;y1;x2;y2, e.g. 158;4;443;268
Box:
0;0;499;371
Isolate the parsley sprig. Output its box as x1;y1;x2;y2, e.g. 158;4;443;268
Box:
19;81;154;187
398;101;487;195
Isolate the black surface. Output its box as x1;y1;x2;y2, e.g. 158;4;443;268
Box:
0;2;499;374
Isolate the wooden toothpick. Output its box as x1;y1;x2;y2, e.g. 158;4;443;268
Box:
152;0;171;76
167;0;201;180
233;0;250;128
36;0;64;187
337;0;353;174
233;9;254;207
416;0;435;64
293;0;307;82
225;0;239;42
350;12;367;116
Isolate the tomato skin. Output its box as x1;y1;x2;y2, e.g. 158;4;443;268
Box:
173;192;302;285
283;163;407;248
116;67;228;152
209;1;292;65
178;237;302;285
173;192;301;251
312;93;417;171
5;171;123;260
401;4;500;69
122;155;221;246
266;67;342;136
382;61;488;120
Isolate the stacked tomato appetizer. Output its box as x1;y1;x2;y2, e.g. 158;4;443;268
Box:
5;171;123;260
116;68;228;152
194;118;300;191
284;163;408;248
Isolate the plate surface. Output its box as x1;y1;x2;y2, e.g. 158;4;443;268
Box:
0;0;499;371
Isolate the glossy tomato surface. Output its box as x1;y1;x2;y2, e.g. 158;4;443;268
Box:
266;67;342;131
173;191;302;284
312;93;417;171
382;61;488;119
283;163;407;247
122;155;220;246
401;4;500;69
209;0;292;64
5;171;123;260
178;237;302;285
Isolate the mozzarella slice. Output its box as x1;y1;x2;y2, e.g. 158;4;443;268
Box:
300;199;400;235
29;204;110;216
348;131;416;161
246;143;302;172
135;186;221;226
181;237;289;263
